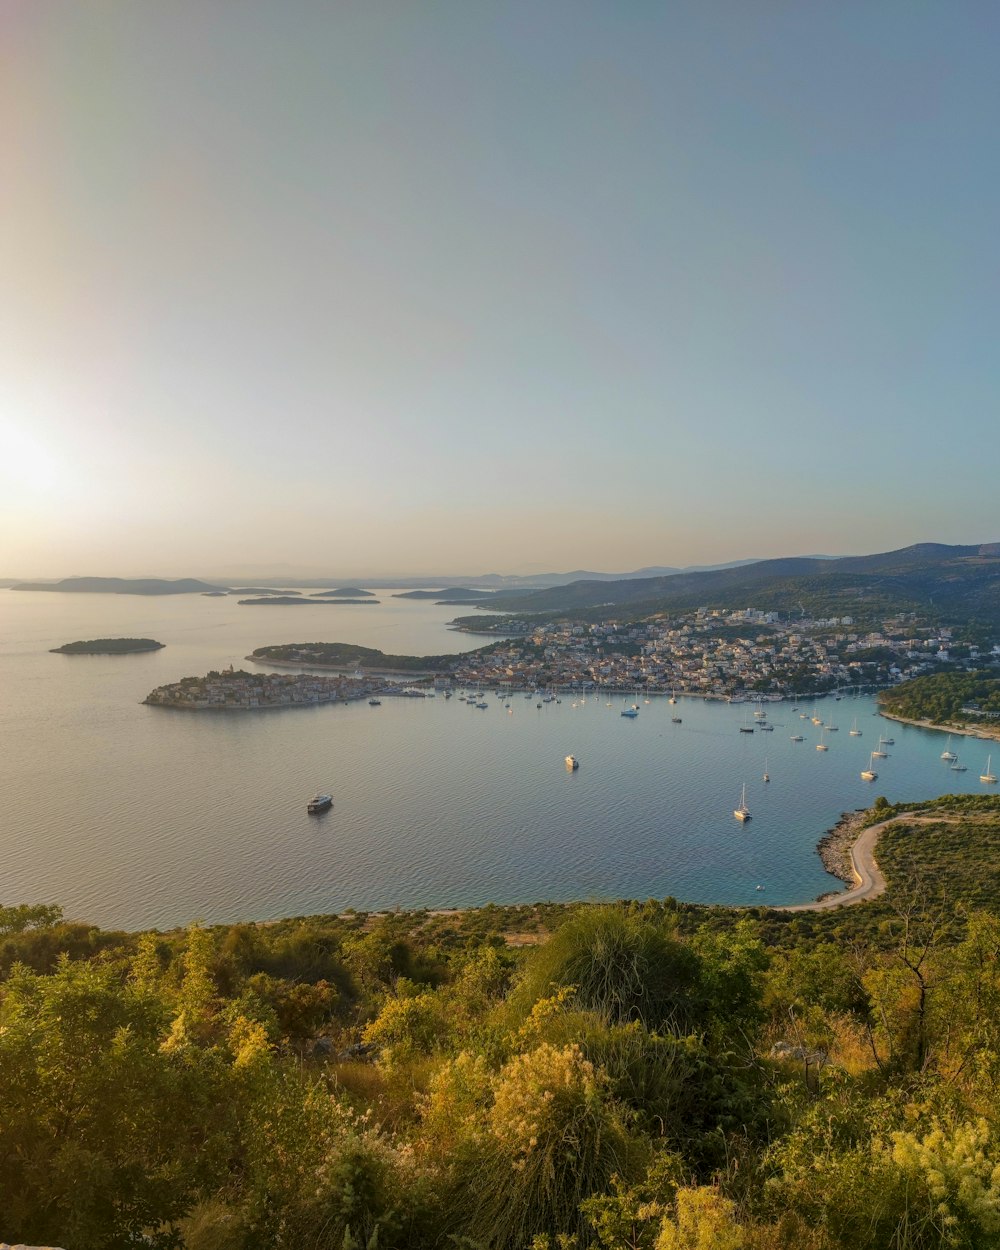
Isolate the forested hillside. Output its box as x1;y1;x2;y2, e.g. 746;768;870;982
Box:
485;543;1000;628
879;671;1000;727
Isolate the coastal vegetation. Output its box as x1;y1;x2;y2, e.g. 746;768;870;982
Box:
879;671;1000;729
50;637;165;654
5;796;1000;1248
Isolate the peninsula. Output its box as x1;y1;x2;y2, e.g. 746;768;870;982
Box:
51;637;165;655
143;667;382;709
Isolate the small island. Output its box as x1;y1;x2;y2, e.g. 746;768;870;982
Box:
238;596;380;606
393;587;494;602
310;587;376;598
51;637;165;655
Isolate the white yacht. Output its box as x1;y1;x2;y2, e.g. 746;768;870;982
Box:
941;735;957;761
981;755;997;784
849;718;862;737
861;753;878;781
565;754;579;770
734;783;751;822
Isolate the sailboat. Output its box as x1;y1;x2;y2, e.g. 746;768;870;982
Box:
816;727;829;751
668;689;677;704
981;755;997;784
941;735;957;761
872;737;889;759
734;783;751;822
950;755;967;772
762;756;770;783
861;752;879;781
849;718;862;737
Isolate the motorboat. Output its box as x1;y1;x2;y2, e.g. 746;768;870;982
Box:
565;755;579;770
307;794;333;814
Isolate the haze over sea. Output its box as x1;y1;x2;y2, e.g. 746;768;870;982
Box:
2;589;993;932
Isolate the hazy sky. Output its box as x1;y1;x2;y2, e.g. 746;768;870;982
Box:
2;2;998;577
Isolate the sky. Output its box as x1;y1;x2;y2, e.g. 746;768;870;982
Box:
2;2;998;578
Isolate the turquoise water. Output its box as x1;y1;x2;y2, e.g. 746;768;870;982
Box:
1;590;994;930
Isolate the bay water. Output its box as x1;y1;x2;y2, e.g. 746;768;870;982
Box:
1;590;992;930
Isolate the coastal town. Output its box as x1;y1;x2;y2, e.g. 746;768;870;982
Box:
449;608;981;697
145;607;998;710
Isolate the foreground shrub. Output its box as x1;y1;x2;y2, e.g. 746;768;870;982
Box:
463;1041;645;1247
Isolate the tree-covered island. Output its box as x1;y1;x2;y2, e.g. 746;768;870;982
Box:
51;637;165;654
249;641;506;673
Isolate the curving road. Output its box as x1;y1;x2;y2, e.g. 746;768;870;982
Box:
781;811;952;912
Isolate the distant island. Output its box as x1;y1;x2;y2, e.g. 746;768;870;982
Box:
230;587;302;595
238;596;379;606
249;641;482;673
310;587;376;598
51;637;165;655
13;577;223;596
393;587;494;602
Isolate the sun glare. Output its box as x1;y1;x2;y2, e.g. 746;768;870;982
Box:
0;422;65;500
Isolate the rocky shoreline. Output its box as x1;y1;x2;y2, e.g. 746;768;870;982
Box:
816;808;869;884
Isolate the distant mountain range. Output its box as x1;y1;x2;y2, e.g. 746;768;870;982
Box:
1;560;786;595
8;546;1000;626
484;543;1000;625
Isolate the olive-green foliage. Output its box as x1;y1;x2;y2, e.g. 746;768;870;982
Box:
879;670;1000;726
462;1040;647;1249
12;847;1000;1250
0;957;226;1250
512;905;704;1034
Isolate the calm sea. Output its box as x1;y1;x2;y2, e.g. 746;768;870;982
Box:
1;590;993;931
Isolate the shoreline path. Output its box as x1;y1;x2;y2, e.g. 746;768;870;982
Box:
781;812;958;912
